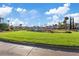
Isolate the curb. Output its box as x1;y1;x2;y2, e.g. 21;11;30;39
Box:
0;38;79;52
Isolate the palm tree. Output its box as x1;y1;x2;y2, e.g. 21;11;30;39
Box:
63;17;69;30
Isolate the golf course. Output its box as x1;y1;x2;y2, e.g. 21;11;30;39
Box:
0;31;79;47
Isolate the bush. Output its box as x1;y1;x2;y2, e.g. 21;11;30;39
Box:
0;23;8;31
65;31;72;33
49;30;54;33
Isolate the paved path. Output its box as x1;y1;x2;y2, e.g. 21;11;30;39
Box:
0;41;79;56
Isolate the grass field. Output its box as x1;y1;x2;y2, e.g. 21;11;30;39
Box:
0;31;79;46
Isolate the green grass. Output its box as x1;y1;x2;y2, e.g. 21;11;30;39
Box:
0;31;79;46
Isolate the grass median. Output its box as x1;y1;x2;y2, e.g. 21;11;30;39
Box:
0;31;79;47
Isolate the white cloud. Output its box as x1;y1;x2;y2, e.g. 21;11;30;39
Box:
47;17;52;20
28;10;40;19
29;10;38;15
16;8;27;14
56;6;69;15
66;17;79;24
47;15;60;25
45;3;70;15
7;18;27;26
65;13;79;17
74;17;79;23
38;22;41;26
45;8;56;15
10;8;41;26
64;3;70;7
45;3;70;25
65;13;79;23
16;8;39;16
0;5;13;17
16;8;40;20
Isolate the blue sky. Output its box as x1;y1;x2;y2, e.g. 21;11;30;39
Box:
0;3;79;26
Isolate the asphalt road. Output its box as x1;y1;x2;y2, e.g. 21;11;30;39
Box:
0;41;79;56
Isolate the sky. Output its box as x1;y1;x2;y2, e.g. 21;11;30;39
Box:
0;3;79;26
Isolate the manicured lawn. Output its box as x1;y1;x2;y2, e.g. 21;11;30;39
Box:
0;31;79;46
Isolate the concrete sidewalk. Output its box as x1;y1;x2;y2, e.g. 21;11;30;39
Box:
0;41;79;56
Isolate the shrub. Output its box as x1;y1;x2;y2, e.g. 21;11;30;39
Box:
65;31;72;33
0;23;8;31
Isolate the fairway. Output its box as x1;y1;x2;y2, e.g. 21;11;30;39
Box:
0;31;79;46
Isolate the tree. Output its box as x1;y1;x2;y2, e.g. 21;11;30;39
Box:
70;17;74;30
0;23;8;31
58;22;64;29
70;17;72;30
72;17;74;29
63;17;69;30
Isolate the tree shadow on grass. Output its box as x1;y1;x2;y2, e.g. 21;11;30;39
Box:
0;38;79;53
